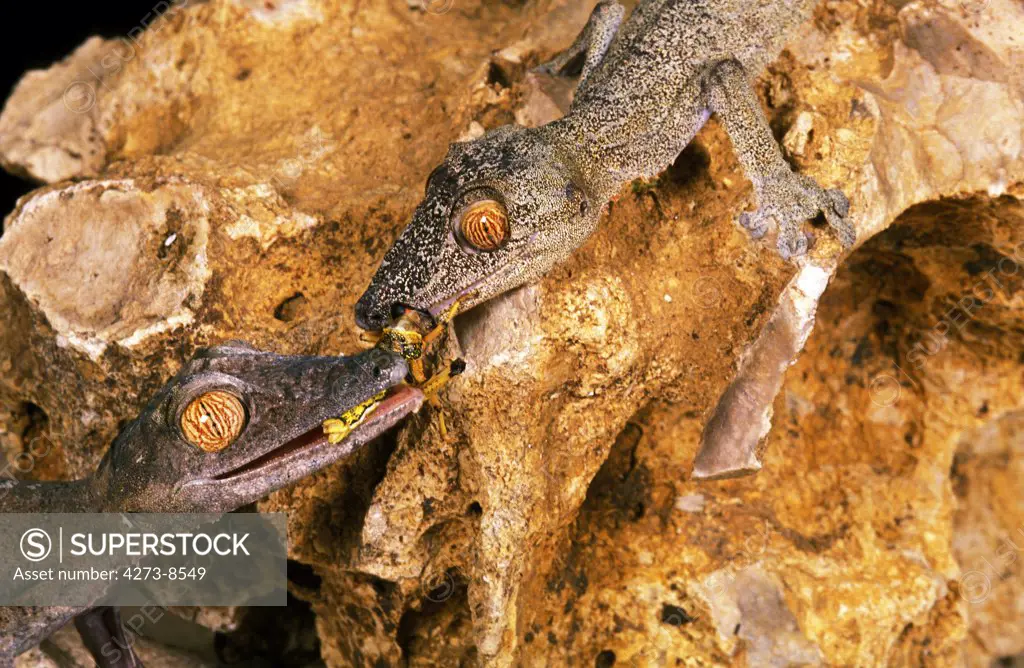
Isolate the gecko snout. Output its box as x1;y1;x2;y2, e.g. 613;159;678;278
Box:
354;295;390;331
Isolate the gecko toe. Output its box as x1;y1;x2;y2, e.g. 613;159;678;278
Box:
826;188;851;217
777;224;809;260
821;189;856;248
738;211;769;239
832;217;857;248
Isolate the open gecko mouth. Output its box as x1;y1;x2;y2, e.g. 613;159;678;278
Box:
212;385;424;482
426;272;497;319
392;302;436;327
428;284;480;319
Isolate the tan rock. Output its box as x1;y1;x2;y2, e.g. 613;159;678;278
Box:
0;37;111;184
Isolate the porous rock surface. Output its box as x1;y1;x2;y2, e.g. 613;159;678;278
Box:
1;0;1022;666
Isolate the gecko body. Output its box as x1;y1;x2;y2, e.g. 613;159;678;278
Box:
355;0;853;329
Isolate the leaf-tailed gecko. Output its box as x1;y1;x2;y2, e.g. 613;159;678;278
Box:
355;0;853;329
1;343;418;667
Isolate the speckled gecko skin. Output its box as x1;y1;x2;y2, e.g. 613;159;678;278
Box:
0;343;414;666
355;0;854;329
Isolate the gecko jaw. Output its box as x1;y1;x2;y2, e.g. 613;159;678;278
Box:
204;385;423;484
426;242;535;318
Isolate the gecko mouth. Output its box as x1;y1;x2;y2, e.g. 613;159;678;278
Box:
426;240;538;318
428;281;483;318
212;385;424;482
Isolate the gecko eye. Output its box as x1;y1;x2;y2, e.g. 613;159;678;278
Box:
180;391;247;452
452;188;509;252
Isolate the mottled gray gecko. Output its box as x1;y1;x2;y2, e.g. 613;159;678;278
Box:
355;0;853;329
1;342;419;667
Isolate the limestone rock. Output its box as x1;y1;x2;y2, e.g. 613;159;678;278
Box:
0;0;1022;666
0;37;111;184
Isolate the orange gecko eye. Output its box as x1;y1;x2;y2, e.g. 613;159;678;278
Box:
180;391;247;452
453;192;509;252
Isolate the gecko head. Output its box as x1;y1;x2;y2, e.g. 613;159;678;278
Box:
355;124;600;330
96;342;419;513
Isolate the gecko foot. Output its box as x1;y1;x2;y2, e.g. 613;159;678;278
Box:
740;169;854;260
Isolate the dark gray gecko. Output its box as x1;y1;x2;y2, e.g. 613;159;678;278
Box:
0;342;420;667
355;0;854;329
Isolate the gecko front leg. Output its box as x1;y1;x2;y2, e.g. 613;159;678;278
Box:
705;58;854;258
534;0;624;90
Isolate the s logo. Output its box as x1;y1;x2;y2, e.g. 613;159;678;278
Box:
20;528;52;562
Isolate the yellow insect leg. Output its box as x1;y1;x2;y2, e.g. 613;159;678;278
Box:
422;293;473;348
322;391;385;445
322;419;353;445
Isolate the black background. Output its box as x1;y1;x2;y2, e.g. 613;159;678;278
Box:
0;2;160;223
